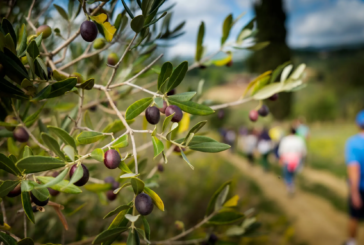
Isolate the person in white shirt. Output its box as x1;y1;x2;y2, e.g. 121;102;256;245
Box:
278;127;307;195
240;128;258;164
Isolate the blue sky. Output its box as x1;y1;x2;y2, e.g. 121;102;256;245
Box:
54;0;364;57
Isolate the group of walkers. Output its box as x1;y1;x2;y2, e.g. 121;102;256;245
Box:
221;119;309;196
221;110;364;245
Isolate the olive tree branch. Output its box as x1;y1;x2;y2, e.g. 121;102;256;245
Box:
210;97;252;110
109;54;164;89
58;42;113;70
103;90;139;175
152;211;218;244
132;130;184;148
0;201;7;224
11;104;49;152
23;213;27;238
5;0;16;19
147;145;174;179
27;0;36;19
54;23;72;64
105;33;138;88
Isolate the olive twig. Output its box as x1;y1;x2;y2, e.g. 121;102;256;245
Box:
151;211;218;244
210;97;252;110
106;33;139;88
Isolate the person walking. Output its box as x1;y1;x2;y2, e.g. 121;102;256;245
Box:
240;128;259;165
257;127;272;171
344;110;364;245
278;127;307;195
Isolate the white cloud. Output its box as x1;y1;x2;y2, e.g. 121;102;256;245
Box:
288;0;364;47
164;0;253;58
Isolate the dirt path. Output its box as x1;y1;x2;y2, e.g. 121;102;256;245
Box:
220;151;364;245
301;167;348;197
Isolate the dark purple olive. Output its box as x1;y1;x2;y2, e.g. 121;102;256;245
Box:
30;192;49;206
69;164;89;186
48;187;60;197
145;106;160;125
13;127;29;142
135;193;154;216
159;101;167;114
104;149;121;169
167;89;176;96
89;105;97;112
7;184;21;197
165;105;183;123
199;65;207;69
47;172;60;196
157;164;164;172
217;109;225;119
80;20;98;42
226;60;233;67
0;63;4;78
104;177;120;190
249;110;259;122
32;206;39;213
173;146;185;153
258;105;269;117
106;190;117;201
269;93;279;101
47;67;53;80
208;234;218;244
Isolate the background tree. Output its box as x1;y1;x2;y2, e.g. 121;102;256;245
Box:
246;0;292;120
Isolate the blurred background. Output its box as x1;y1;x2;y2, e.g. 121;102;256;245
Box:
1;0;363;244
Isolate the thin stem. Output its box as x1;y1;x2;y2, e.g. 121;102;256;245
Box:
147;145;174;179
109;54;164;89
152;211;217;244
105;33;138;88
210;97;252;110
58;43;113;70
188;49;221;70
27;0;36;19
104;91;132;131
132;129;184;148
123;83;161;97
23;213;27;238
130;133;138;174
5;0;16;19
1;201;7;224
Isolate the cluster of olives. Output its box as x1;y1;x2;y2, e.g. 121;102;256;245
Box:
4;115;29;143
249;94;278;122
145;102;183;126
104;176;120;201
249;104;269;122
6;184;49;211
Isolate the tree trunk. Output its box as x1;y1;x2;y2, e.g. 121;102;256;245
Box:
246;0;292;120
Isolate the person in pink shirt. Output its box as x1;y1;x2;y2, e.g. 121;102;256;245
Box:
278;127;307;195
